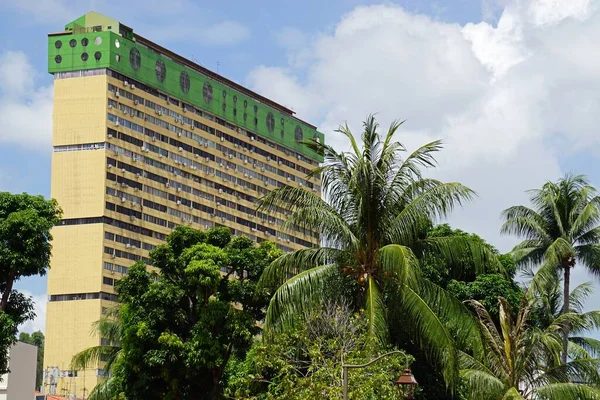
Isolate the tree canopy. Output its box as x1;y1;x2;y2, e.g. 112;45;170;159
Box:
114;226;282;400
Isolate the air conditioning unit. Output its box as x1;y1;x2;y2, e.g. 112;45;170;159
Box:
220;137;225;142
234;143;239;148
204;143;208;148
158;111;163;116
136;173;140;178
130;215;136;221
219;188;223;193
244;160;248;164
124;81;129;86
120;197;126;203
299;183;303;187
115;121;120;127
204;224;209;229
264;181;268;186
228;154;233;159
152;136;156;142
251;228;256;232
107;164;112;169
260;167;265;172
134;100;139;106
180;120;184;125
279;161;283;165
121;182;127;188
206;156;210;162
158;154;163;158
177;187;182;192
312;187;317;192
115;91;120;98
221;217;226;222
287;177;291;182
182;107;187;113
178;132;182;137
131;84;136;90
111;254;116;259
249;149;253;154
219;163;224;168
122;109;127;115
134;187;139;191
177;200;181;205
165;182;170;188
178;147;183;152
126;243;131;248
244;173;248;178
108;104;113;109
194;154;199;158
250;137;255;141
191;125;195;130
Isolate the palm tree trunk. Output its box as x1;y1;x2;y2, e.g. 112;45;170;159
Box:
561;265;571;364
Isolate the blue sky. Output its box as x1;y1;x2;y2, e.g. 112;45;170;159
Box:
2;0;600;332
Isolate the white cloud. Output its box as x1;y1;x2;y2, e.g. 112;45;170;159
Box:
0;51;53;151
245;1;600;257
18;291;47;334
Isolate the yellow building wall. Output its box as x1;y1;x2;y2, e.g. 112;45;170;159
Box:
47;224;105;295
44;299;102;398
52;75;107;147
51;150;106;219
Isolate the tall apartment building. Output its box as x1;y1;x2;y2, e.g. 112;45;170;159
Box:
44;12;324;398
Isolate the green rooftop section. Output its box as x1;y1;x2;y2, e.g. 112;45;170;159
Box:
49;12;324;162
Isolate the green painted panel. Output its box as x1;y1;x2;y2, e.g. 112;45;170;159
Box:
48;30;324;161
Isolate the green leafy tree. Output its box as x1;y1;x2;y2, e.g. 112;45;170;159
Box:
0;193;61;376
226;301;411;400
257;116;500;391
460;292;600;399
115;226;282;400
18;331;44;389
502;174;600;362
70;307;122;400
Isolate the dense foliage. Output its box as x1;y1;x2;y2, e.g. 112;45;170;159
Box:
226;301;411;400
113;226;282;400
257;116;501;393
0;192;61;376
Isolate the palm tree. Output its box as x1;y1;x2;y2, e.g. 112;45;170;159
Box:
257;115;501;389
70;308;122;400
534;281;600;360
461;293;600;400
502;174;600;362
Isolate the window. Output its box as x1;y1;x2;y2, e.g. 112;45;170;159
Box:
295;125;304;142
180;71;190;93
54;40;62;49
266;112;275;132
155;60;166;82
55;55;62;64
81;38;89;46
203;82;213;103
81;53;89;61
69;39;76;47
129;48;141;70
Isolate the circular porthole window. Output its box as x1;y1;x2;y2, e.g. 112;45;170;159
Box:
280;130;284;138
81;53;89;61
222;90;227;98
233;109;237;116
155;60;166;82
233;95;237;103
253;105;258;113
55;55;62;64
222;103;226;112
81;38;89;46
115;39;120;48
295;126;304;142
129;48;141;70
266;112;275;133
69;39;76;47
115;54;121;62
254;118;258;126
54;40;62;49
203;82;213;103
94;51;102;60
243;100;247;108
94;37;102;45
180;71;190;93
280;118;285;126
243;113;247;121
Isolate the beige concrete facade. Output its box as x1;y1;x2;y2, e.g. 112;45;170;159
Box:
45;72;322;398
